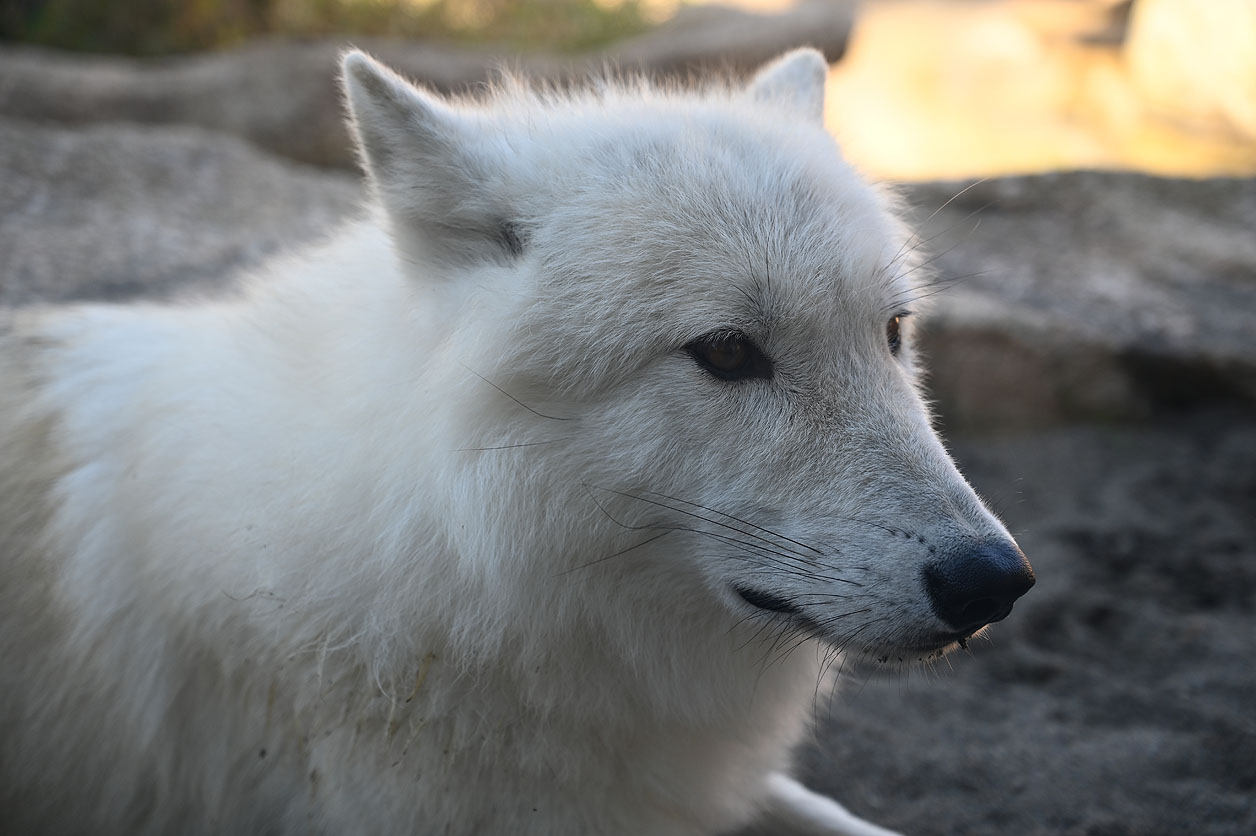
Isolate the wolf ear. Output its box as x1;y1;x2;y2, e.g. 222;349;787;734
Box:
747;48;829;123
342;51;519;264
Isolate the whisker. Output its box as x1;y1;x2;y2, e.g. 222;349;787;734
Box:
578;482;664;535
559;530;673;575
639;489;825;556
884;208;991;296
584;489;824;573
688;528;859;585
822;513;899;538
913;179;991;233
452;440;562;452
587;484;821;564
459;363;574;421
575;485;867;593
872;179;989;283
815;645;847;721
879;199;995;314
781;607;875;663
576;486;828;581
812;607;874;631
894;271;990;307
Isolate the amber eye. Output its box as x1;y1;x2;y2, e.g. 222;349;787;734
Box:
685;331;773;382
886;314;904;356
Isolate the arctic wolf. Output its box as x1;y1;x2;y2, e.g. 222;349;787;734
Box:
0;49;1034;835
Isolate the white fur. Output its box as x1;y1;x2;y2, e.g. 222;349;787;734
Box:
0;50;1023;835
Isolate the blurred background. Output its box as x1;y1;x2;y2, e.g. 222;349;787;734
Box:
3;0;1255;178
1;2;1253;835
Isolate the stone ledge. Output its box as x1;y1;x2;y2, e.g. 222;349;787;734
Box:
898;174;1256;428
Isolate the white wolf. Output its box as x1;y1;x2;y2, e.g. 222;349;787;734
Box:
0;49;1034;836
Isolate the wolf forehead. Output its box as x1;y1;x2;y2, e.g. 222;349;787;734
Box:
545;115;896;268
345;51;915;354
505;102;904;299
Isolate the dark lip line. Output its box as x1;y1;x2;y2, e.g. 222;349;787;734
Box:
732;584;852;642
733;585;973;656
733;584;803;616
876;632;974;654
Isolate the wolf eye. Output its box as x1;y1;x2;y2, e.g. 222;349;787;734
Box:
886;314;906;356
685;331;773;382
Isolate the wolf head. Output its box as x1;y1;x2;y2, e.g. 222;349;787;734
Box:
341;50;1032;666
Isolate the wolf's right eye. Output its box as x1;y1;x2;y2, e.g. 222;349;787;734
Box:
685;331;773;382
886;315;902;355
886;311;910;356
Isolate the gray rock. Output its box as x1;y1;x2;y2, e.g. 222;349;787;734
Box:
899;174;1256;430
606;0;855;77
0;1;854;169
0;119;360;306
0;39;511;170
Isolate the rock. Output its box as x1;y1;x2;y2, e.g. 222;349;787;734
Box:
0;39;521;170
606;0;854;77
0;1;855;170
0;119;360;306
898;173;1256;430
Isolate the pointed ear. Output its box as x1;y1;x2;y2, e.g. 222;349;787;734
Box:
341;51;520;264
746;48;829;123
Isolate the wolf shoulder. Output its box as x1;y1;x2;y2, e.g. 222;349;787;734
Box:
0;217;436;590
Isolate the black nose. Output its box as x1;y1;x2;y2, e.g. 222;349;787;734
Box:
923;540;1035;634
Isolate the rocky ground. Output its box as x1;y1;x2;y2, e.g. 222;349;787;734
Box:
1;11;1253;835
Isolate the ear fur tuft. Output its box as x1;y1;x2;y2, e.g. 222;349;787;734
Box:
747;48;829;123
340;51;520;265
340;50;456;182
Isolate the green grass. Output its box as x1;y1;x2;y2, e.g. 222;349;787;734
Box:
0;0;658;56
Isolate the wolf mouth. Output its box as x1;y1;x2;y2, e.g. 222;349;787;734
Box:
734;585;979;659
882;630;980;657
733;585;803;616
732;585;835;639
